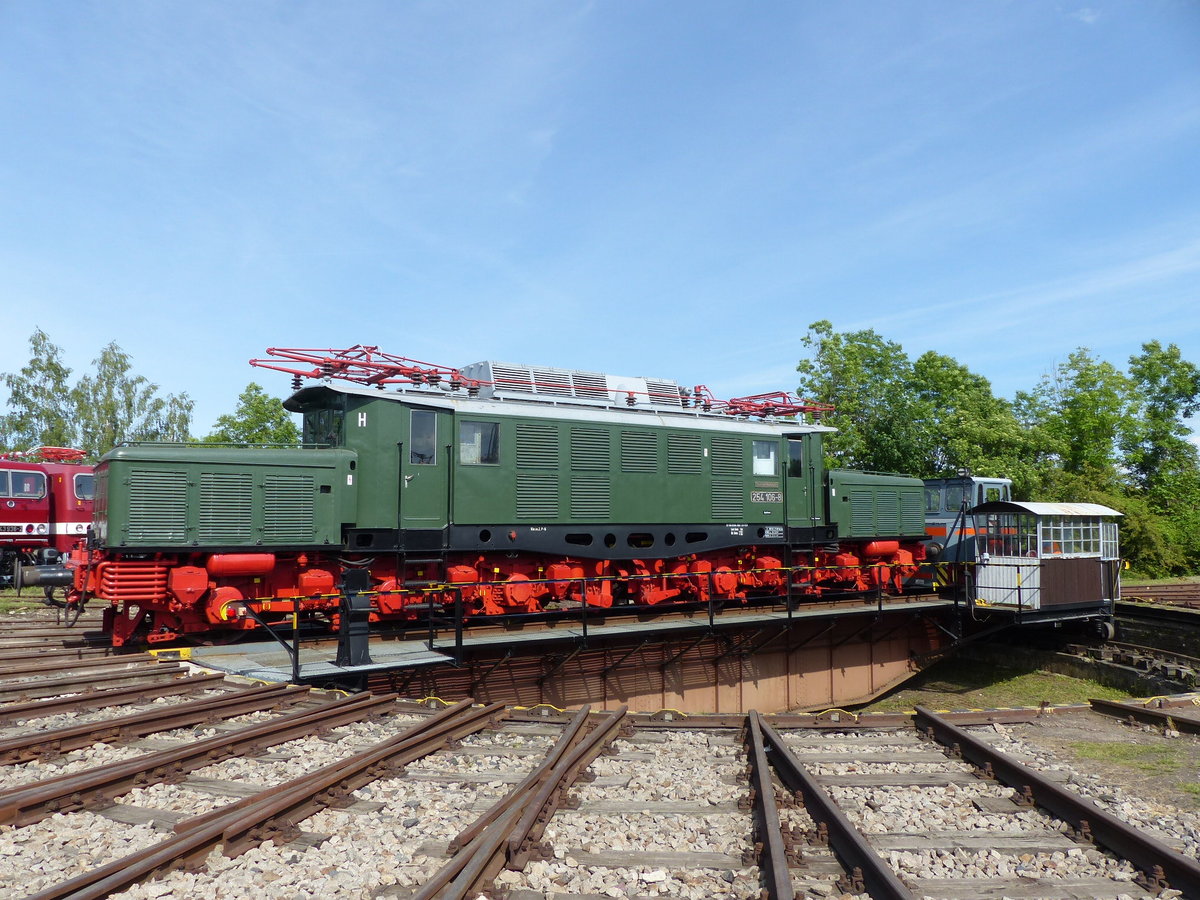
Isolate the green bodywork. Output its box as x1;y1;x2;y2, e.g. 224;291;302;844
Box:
96;387;926;553
827;469;925;538
290;387;826;530
96;445;357;549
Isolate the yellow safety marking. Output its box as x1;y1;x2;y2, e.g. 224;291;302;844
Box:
812;708;860;722
512;702;567;714
147;647;192;660
415;696;453;708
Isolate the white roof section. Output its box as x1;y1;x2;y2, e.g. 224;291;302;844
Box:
973;500;1123;517
459;360;692;411
288;383;834;435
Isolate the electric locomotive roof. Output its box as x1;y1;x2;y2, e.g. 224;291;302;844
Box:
258;348;833;431
284;383;835;435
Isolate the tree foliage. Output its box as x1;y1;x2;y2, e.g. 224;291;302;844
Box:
797;323;1200;577
204;383;300;444
0;330;75;449
796;320;930;473
1;333;192;458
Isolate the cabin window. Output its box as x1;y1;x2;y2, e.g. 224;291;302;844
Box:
74;473;95;500
459;421;500;465
787;440;804;477
924;486;942;513
752;441;777;476
302;408;344;446
0;470;46;499
410;410;437;465
944;484;966;511
984;486;1003;503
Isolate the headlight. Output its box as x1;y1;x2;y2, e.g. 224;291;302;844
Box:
36;524;48;535
75;524;86;533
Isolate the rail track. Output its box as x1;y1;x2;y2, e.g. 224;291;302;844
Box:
0;663;1196;900
1;608;1198;898
1122;582;1200;608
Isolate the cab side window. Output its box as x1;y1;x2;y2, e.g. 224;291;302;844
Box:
787;440;804;477
410;410;437;465
752;440;777;476
8;472;45;498
459;421;499;465
0;471;8;497
74;473;96;500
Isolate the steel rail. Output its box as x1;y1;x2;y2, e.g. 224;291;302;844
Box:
0;691;396;826
0;663;184;700
411;705;594;900
27;699;500;900
0;683;310;764
746;711;796;899
447;704;593;853
757;716;916;899
0;673;227;725
414;706;628;900
505;706;628;869
0;652;153;677
515;706;1053;730
219;699;507;857
173;698;505;841
913;705;1200;897
0;645;115;662
1088;697;1200;735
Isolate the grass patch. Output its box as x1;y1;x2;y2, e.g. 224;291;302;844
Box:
1067;741;1189;777
864;657;1128;713
0;588;44;614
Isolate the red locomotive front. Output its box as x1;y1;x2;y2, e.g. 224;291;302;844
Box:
0;448;94;589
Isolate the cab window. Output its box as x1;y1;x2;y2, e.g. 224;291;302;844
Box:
924;486;942;513
74;473;96;500
0;472;7;497
3;471;46;499
459;421;499;465
752;440;777;476
944;485;966;510
787;439;804;477
410;410;437;465
302;408;344;446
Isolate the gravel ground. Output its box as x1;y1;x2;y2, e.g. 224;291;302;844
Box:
4;701;1198;899
980;715;1200;859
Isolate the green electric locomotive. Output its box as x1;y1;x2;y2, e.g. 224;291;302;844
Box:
64;349;929;646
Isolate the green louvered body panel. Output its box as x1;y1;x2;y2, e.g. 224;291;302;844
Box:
127;471;188;543
828;470;925;538
199;473;253;543
96;445;357;549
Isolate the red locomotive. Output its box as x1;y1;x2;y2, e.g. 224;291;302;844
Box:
0;448;94;591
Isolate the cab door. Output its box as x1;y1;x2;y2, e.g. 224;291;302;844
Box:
399;407;451;530
784;435;821;534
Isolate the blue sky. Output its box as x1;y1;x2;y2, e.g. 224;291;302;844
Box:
2;1;1198;434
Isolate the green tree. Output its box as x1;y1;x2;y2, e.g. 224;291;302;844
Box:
1122;341;1200;573
796;320;930;473
71;343;193;457
1014;348;1133;492
1123;341;1200;495
204;383;300;444
0;329;75;450
909;352;1042;494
